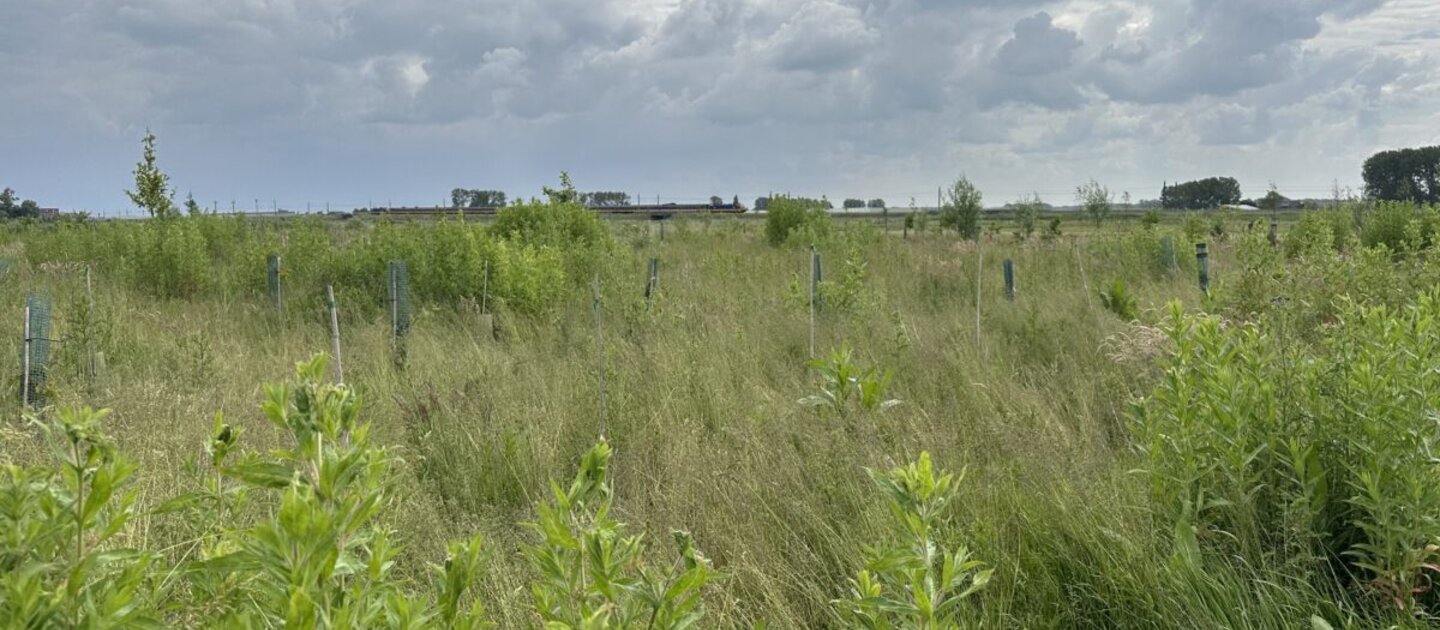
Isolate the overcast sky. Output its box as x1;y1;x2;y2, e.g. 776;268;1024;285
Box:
2;0;1437;214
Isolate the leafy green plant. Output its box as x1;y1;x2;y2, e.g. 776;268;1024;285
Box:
1209;210;1231;241
1135;296;1440;613
525;441;718;629
818;243;869;311
1077;179;1112;227
1141;210;1162;228
126;131;176;220
1098;278;1138;321
1043;217;1062;240
940;176;982;240
183;355;494;628
1011;194;1043;240
765;196;833;246
0;407;159;627
1183;213;1206;244
833;452;992;628
800;345;901;416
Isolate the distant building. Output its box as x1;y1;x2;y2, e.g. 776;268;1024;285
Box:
38;208;59;220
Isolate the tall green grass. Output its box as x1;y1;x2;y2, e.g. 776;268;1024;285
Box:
0;207;1436;627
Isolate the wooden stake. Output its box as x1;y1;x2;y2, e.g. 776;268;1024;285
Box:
389;264;399;354
275;255;283;315
1074;238;1094;311
974;244;983;349
809;245;819;358
593;273;607;440
85;266;96;386
326;285;343;384
481;260;490;315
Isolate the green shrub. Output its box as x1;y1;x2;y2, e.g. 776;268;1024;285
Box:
940;176;982;240
1359;202;1437;254
492;199;607;252
1;407;159;626
1098;278;1138;321
1183;213;1206;244
178;355;495;627
765;196;833;246
525;441;718;628
1043;217;1062;240
833;452;991;627
1285;210;1345;258
1012;194;1043;239
135;218;213;298
1135;297;1440;612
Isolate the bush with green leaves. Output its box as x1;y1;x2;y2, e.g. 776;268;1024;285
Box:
1043;217;1062;240
1284;209;1354;258
764;195;833;246
939;176;982;240
1098;278;1139;321
833;452;992;628
0;407;158;627
1141;210;1162;228
1134;296;1440;613
788;241;871;313
1090;228;1191;279
134;217;212;298
1076;179;1112;227
167;355;494;627
1010;194;1043;239
525;440;718;629
1183;213;1206;244
0;354;743;627
1358;202;1438;254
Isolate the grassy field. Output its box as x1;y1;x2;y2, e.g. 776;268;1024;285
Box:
2;205;1439;628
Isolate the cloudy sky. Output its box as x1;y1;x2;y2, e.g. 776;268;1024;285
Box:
2;0;1437;214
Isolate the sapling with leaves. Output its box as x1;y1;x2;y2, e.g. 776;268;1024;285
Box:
833;452;992;628
525;440;718;629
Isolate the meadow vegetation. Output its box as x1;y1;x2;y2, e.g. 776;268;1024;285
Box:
1;195;1440;627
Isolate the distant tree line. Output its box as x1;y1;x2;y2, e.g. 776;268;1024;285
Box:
755;196;833;211
0;187;41;219
1161;177;1242;210
451;189;507;208
580;191;631;207
840;198;888;209
1363;146;1439;204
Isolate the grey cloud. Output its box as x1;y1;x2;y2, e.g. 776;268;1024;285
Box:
1193;103;1274;145
995;12;1082;76
0;0;1431;212
762;1;879;73
973;11;1086;110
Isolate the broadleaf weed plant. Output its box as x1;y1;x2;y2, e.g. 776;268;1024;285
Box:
524;440;719;629
833;452;992;628
800;345;901;417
